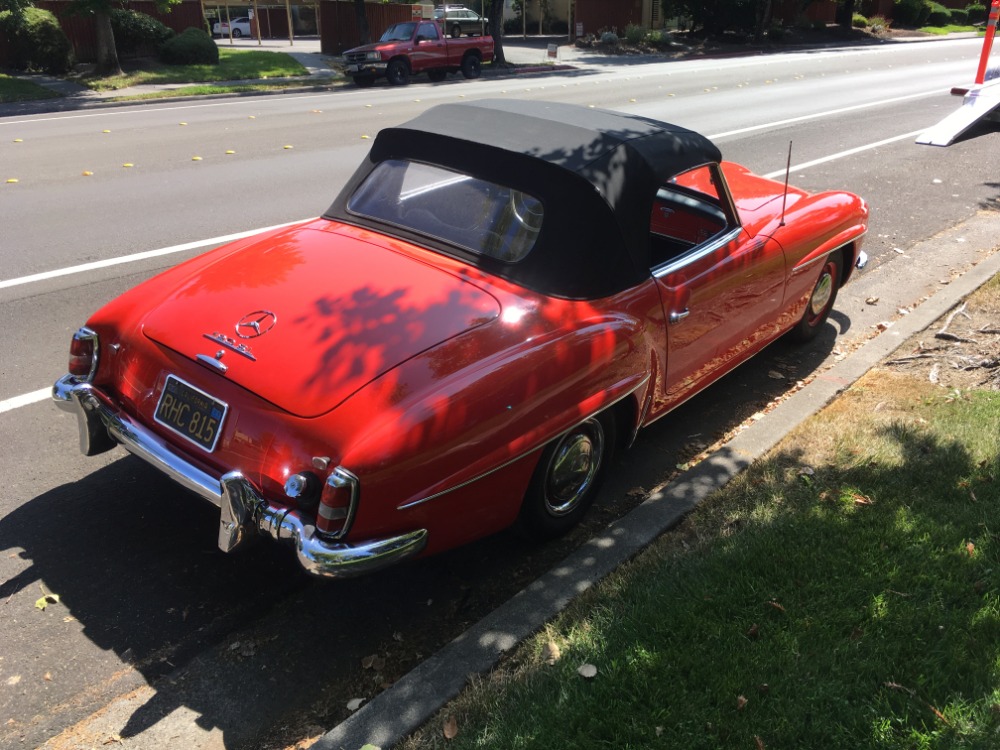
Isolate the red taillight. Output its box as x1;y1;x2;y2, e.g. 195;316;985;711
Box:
316;467;359;538
68;328;98;381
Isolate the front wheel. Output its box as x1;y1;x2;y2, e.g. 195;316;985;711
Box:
516;411;616;541
386;59;410;86
461;54;482;79
789;253;842;342
451;24;462;38
232;28;243;38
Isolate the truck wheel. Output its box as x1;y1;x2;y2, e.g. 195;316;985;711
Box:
427;70;447;82
451;24;462;38
515;411;616;541
352;76;375;88
461;54;481;79
386;59;410;86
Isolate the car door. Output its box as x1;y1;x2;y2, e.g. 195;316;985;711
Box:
649;164;787;414
413;21;445;69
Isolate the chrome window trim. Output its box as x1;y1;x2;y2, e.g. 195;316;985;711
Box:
396;375;651;511
652;226;743;278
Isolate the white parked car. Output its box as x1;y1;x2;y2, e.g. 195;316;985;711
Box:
213;17;252;38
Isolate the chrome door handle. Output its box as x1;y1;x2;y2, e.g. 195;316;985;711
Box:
669;309;690;324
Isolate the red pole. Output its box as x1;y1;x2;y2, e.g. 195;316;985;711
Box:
975;0;1000;85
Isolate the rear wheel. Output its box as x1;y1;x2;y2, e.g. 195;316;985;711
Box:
451;24;462;38
232;28;243;38
386;59;410;86
461;53;482;79
789;253;842;342
516;411;616;540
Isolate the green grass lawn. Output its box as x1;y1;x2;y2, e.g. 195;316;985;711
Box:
83;49;310;91
402;285;1000;749
918;24;981;35
0;74;60;103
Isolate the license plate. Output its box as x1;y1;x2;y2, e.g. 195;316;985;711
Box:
346;64;359;73
154;375;228;452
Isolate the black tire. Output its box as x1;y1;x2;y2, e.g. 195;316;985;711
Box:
516;411;616;541
386;59;410;86
232;28;242;38
451;24;462;38
789;252;842;342
427;69;447;82
461;53;482;79
352;75;375;88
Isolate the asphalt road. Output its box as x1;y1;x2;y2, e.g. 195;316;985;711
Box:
1;37;998;749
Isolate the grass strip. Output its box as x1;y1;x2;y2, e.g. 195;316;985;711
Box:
105;78;340;101
0;74;60;103
81;49;309;91
402;367;1000;749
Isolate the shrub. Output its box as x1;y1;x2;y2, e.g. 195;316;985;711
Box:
852;12;869;27
894;0;931;26
812;19;828;30
767;22;787;41
160;27;219;65
0;6;73;73
111;9;174;57
600;30;620;45
926;1;952;25
868;14;892;32
949;7;969;23
502;17;521;35
966;3;987;23
624;23;646;45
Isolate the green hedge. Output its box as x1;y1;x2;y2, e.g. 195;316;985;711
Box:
894;0;931;26
111;9;174;57
926;1;952;25
965;2;987;23
0;6;73;73
159;27;219;65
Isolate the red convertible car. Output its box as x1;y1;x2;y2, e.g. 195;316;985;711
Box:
53;101;868;578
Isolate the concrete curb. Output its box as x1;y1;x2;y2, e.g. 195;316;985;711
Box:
314;242;1000;750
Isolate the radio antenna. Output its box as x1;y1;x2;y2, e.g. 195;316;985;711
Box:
780;141;792;227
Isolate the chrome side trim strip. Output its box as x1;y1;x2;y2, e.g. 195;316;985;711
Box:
396;375;651;510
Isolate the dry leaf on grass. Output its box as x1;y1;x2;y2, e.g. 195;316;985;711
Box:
443;715;458;740
577;663;598;679
736;695;749;711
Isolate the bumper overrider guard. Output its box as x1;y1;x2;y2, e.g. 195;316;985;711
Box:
52;375;428;578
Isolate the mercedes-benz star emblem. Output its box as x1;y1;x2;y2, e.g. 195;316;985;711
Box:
235;310;277;339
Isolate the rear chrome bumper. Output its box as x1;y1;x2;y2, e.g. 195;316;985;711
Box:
52;375;428;578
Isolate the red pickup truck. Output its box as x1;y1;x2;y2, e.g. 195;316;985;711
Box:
343;19;494;87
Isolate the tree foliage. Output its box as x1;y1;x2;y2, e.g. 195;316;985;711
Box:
70;0;182;75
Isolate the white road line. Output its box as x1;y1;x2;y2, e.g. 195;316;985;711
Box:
0;388;52;414
762;130;925;179
707;89;942;140
0;220;307;290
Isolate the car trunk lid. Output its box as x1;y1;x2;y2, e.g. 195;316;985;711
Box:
142;221;500;417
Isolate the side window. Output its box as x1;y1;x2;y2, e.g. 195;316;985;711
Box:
649;165;730;268
418;22;440;40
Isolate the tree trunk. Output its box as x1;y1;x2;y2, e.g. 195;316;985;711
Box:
841;0;856;30
489;0;505;64
353;0;370;45
94;8;122;76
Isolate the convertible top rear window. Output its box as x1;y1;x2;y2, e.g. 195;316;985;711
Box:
347;160;544;263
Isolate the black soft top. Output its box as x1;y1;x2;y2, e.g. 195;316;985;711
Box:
325;99;723;299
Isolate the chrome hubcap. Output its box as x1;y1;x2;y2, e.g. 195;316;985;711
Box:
809;269;834;316
543;418;604;516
